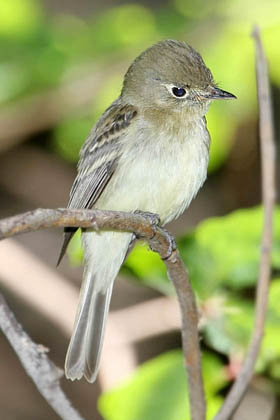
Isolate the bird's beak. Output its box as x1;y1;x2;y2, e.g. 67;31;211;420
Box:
204;86;237;100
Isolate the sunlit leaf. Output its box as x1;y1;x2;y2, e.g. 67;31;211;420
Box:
67;229;84;266
0;0;43;38
183;206;280;291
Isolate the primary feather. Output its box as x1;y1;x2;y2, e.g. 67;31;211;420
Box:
57;101;138;265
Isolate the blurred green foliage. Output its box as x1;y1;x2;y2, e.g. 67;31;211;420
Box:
124;206;280;377
99;350;227;420
1;0;279;170
125;206;280;296
124;206;280;359
0;0;43;38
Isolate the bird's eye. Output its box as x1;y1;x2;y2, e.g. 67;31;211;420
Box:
172;87;187;98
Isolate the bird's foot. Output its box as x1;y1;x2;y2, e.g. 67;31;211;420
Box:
133;211;176;259
134;210;161;239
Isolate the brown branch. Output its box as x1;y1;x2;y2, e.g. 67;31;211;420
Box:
165;253;206;419
0;293;85;420
0;207;206;420
214;25;276;420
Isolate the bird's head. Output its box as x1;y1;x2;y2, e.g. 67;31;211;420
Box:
122;39;236;117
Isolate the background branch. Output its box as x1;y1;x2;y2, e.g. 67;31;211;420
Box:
0;293;85;420
214;25;276;420
0;207;206;420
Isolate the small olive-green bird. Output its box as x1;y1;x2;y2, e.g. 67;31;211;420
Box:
58;39;236;382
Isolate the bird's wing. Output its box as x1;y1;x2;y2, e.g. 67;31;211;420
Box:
57;101;138;265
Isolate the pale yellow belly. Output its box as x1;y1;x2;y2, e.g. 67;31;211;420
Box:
97;126;209;224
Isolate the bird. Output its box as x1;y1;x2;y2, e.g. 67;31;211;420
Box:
58;39;236;382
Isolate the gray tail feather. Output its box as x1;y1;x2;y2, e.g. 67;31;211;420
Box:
65;231;133;382
65;271;113;382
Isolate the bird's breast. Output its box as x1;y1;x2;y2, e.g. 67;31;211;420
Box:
97;118;210;224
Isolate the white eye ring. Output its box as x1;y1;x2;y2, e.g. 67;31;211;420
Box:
165;84;189;99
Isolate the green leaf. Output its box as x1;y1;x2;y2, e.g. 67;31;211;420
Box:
124;242;174;295
98;350;227;420
201;279;280;376
202;294;254;355
177;233;218;298
67;229;84;266
180;206;280;292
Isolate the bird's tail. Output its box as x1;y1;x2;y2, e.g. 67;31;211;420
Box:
65;231;132;382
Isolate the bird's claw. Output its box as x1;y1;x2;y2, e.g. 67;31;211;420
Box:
161;228;177;260
134;211;176;259
134;210;161;239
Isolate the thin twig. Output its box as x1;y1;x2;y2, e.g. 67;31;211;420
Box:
0;293;85;420
214;25;276;420
0;207;206;420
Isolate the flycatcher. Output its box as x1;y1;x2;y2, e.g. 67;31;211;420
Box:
58;39;236;382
